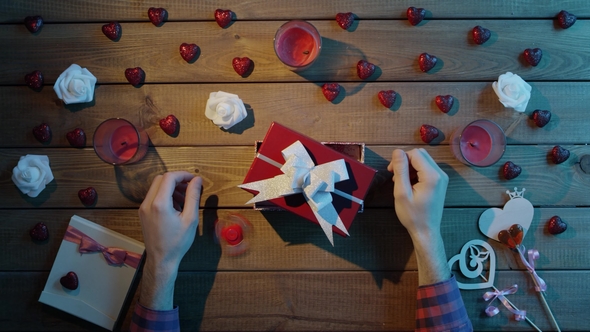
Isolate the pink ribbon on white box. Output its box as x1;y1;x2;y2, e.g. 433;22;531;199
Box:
63;225;142;269
238;140;363;245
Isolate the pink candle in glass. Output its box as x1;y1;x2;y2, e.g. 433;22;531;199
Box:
455;120;506;167
93;118;149;165
274;20;322;70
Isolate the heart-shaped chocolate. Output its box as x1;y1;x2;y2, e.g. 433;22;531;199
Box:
102;21;122;40
447;239;496;290
478;192;533;242
419;53;437;72
24;16;43;33
148;7;167;26
60;271;79;290
498;224;524;249
125;67;145;86
524;48;542;66
179;43;199;62
435;95;454;113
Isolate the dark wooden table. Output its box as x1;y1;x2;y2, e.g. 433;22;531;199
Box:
1;1;589;330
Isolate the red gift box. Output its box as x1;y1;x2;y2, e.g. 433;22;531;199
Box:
240;122;377;242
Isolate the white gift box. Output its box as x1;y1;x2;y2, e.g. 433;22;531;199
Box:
39;215;144;330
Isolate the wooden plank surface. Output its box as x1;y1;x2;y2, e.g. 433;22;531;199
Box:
1;20;589;84
2;145;590;209
2;0;590;22
1;208;587;272
2;0;589;331
0;271;587;331
2;81;589;148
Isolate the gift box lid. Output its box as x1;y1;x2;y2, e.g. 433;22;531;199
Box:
240;122;377;241
38;215;144;330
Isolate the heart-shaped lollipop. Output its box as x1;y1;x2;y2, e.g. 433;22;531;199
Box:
498;224;524;250
479;188;533;242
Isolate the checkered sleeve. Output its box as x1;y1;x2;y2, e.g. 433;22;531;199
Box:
415;275;473;332
130;302;180;332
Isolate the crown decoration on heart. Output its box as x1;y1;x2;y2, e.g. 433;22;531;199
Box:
479;188;534;243
448;239;496;290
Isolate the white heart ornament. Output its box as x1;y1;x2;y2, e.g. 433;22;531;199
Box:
448;239;496;290
478;189;534;242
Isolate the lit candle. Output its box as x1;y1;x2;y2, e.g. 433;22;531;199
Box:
453;120;506;167
93;118;149;165
274;20;322;70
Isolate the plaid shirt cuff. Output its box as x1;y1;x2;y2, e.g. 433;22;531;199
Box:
130;302;180;332
415;275;472;332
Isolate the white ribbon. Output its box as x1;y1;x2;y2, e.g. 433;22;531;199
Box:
239;141;362;245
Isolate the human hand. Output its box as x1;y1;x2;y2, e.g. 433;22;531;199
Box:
387;149;450;285
138;171;202;310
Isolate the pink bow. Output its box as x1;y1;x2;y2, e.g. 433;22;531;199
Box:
516;245;547;292
483;284;526;321
63;226;142;269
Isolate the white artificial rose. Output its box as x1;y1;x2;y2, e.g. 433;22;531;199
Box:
205;91;247;129
12;155;54;198
492;72;531;112
53;64;97;104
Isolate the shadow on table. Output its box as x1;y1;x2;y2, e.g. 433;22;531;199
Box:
294;37;376;98
260;148;415;288
176;195;222;330
114;147;167;203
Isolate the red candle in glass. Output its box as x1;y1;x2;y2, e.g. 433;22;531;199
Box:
274;20;322;70
93;118;149;165
454;119;506;167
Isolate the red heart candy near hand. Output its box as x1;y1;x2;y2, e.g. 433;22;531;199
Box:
498;224;524;249
179;43;199;62
420;124;439;143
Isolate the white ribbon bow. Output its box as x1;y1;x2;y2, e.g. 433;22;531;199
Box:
239;141;358;245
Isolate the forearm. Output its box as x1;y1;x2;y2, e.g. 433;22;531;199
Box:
411;232;451;286
139;258;178;310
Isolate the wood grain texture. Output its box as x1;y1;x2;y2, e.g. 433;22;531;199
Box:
1;271;588;331
2;20;589;84
1;145;590;209
0;208;586;272
1;0;589;22
1;81;588;148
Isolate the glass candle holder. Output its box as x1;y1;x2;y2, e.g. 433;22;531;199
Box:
451;119;506;167
93;118;149;165
274;20;322;71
